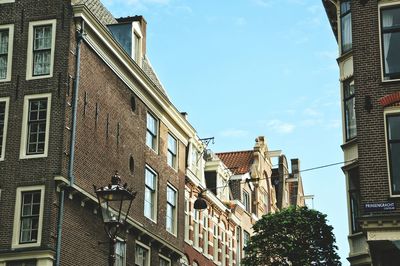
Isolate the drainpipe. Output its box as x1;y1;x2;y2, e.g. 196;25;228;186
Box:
55;18;84;266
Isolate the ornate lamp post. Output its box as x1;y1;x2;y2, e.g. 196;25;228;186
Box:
94;171;137;266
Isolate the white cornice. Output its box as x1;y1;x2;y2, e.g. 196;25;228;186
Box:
72;5;196;145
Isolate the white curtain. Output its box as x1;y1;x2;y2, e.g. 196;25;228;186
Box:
383;12;394;73
342;13;352;51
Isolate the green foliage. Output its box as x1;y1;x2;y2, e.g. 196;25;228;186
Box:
242;206;341;266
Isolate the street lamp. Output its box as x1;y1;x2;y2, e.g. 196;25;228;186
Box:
94;171;137;266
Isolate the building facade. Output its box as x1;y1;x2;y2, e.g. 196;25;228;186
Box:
323;0;400;265
0;0;195;265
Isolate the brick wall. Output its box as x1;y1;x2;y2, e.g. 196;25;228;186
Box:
352;0;400;215
0;0;71;252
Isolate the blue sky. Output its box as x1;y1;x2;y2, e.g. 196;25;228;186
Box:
104;0;348;264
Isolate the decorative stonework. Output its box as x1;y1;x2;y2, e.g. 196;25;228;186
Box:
378;92;400;107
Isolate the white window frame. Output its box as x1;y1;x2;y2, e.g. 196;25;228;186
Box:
184;193;190;243
213;224;219;262
146;112;159;153
19;93;52;159
26;19;56;80
384;108;400;197
135;241;151;266
12;185;45;249
0;0;15;4
132;22;142;65
0;24;14;82
167;133;178;170
144;166;158;222
166;184;177;236
242;190;250;212
0;97;10;161
159;254;171;266
379;2;400;82
115;237;126;266
202;211;209;256
193;209;200;248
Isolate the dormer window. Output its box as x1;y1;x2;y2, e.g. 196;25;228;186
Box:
108;18;145;66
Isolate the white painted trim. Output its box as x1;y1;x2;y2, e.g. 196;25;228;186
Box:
12;185;45;249
166;183;178;236
384;107;400;197
135;241;151;266
0;97;9;161
0;24;14;82
159;254;171;266
26;19;57;80
167;132;178;171
72;6;195;145
378;2;400;82
19;93;52;159
144;165;158;222
0;0;15;3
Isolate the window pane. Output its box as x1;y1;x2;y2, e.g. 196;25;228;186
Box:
0;102;5;156
341;12;352;52
390;143;400;194
382;7;400;79
34;26;51;50
388;115;400;140
0;29;9;80
135;246;148;266
340;1;350;15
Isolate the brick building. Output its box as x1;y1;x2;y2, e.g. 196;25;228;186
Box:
0;0;195;265
323;0;400;265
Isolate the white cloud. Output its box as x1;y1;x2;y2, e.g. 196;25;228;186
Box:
303;108;322;117
267;120;295;134
220;129;249;138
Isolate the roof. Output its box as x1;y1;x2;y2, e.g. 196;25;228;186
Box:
72;0;170;99
322;0;338;41
72;0;117;25
216;151;253;175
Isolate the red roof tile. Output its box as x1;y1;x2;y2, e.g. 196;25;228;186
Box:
216;151;253;175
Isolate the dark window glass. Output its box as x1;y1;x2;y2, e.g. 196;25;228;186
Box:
146;113;157;151
242;191;250;212
341;0;352;53
7;260;36;266
20;191;41;243
344;79;356;140
348;167;360;233
381;7;400;80
27;98;47;155
387;114;400;195
0;101;5;157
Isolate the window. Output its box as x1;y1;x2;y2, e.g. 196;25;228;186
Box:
203;212;208;256
213;225;219;262
184;195;190;242
381;6;400;80
0;97;9;161
348;167;360;233
146;112;158;151
135;242;150;266
236;227;241;264
12;186;45;249
7;261;36;266
115;239;126;266
166;185;177;234
242;190;250;212
167;133;177;169
344;79;356;141
20;94;51;159
243;231;250;257
144;166;157;221
159;255;170;266
340;0;352;53
26;20;56;80
193;210;200;248
0;24;14;82
221;225;226;266
386;113;400;195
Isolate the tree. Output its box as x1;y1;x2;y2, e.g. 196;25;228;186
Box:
242;206;341;266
